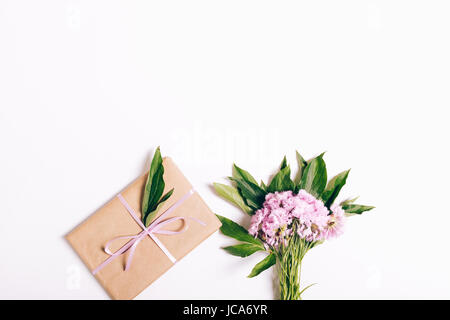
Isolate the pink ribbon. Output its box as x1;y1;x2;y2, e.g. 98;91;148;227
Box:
92;189;205;275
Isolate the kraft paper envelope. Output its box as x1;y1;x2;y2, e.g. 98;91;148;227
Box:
66;157;221;300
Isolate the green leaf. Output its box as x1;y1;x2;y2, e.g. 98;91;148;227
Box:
342;204;375;215
340;196;359;207
229;177;266;210
248;253;277;278
159;188;174;205
213;183;253;215
216;214;264;247
142;147;163;216
294;151;307;185
298;153;327;197
145;165;165;212
144;212;153;227
233;164;258;185
144;188;175;227
141;147;175;226
321;169;350;208
260;180;267;191
280;156;287;169
222;243;264;257
267;165;294;193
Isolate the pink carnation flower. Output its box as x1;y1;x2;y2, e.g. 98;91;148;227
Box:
248;189;344;247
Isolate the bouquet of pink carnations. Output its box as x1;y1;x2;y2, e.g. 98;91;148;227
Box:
214;151;374;300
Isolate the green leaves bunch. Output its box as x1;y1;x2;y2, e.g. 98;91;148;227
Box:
214;150;374;278
141;147;174;227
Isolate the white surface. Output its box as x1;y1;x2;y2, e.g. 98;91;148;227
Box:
1;1;449;299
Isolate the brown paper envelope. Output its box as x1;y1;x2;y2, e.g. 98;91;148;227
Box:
66;157;221;300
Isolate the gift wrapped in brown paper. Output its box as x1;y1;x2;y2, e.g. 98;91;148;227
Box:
66;157;221;300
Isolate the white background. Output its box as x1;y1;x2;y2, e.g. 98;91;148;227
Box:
1;1;449;299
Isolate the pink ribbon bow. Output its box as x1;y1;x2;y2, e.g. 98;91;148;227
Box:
92;189;205;275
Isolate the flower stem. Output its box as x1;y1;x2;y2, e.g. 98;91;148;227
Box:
278;235;313;300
